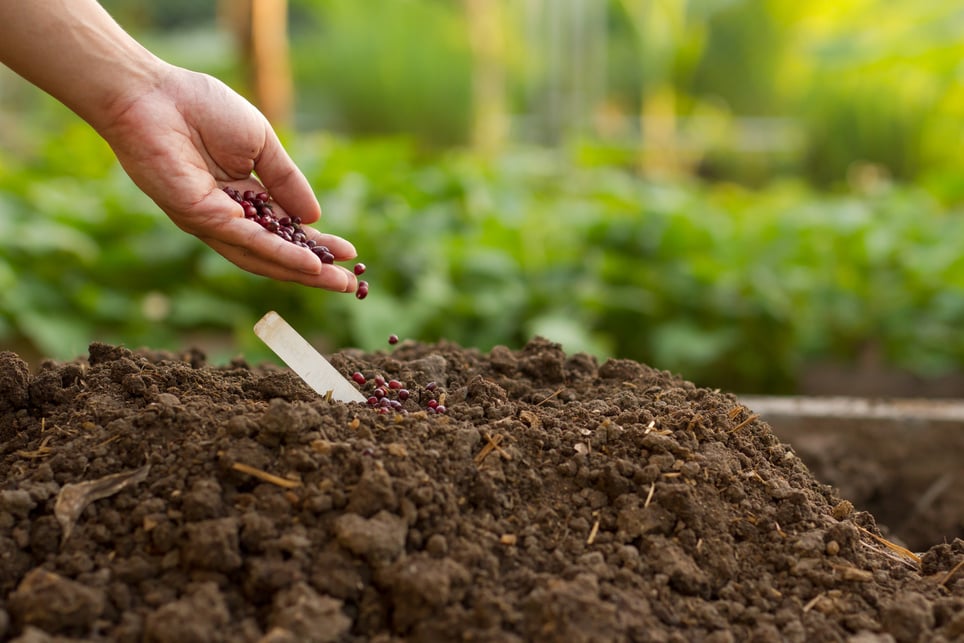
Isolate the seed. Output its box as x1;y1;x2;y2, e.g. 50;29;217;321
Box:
425;382;438;392
366;396;378;406
356;282;369;300
374;375;386;387
354;263;366;276
351;372;366;385
373;387;387;399
435;405;447;414
388;379;402;390
388;334;399;345
426;399;439;410
397;389;410;401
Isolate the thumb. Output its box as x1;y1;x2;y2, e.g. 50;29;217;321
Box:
254;127;321;225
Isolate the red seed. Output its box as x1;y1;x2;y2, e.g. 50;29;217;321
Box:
354;263;366;276
426;399;439;409
356;282;369;300
398;389;410;401
366;396;378;406
351;372;366;385
374;387;387;399
374;375;386;387
388;379;402;390
425;382;438;392
388;334;399;345
435;405;447;414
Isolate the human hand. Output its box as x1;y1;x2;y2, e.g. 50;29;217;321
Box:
97;64;358;291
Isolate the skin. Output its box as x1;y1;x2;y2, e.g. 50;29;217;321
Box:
0;0;357;292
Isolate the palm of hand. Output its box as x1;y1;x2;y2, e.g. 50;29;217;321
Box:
100;67;357;291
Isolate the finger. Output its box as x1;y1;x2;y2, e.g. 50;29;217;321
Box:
203;235;359;291
253;126;322;225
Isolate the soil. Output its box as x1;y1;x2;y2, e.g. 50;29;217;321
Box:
0;338;961;642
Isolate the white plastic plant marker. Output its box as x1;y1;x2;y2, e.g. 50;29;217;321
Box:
254;311;366;403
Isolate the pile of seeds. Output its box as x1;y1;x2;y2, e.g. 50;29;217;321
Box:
222;186;370;299
350;372;447;415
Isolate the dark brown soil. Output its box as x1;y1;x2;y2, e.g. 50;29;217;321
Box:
0;338;961;642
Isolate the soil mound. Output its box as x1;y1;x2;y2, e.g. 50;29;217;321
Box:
0;338;961;642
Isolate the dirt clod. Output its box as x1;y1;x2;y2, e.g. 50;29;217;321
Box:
0;338;961;641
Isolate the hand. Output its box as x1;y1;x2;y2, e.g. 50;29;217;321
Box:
98;64;358;291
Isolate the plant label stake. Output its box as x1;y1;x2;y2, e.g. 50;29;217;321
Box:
254;311;366;404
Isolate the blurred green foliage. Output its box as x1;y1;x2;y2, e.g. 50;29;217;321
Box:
2;120;963;393
2;0;964;394
289;0;472;144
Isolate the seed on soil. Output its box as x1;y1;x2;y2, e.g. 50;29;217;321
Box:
352;370;448;416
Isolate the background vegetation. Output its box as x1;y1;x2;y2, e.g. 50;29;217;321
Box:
2;0;964;394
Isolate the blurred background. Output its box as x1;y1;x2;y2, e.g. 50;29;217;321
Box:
2;0;964;395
